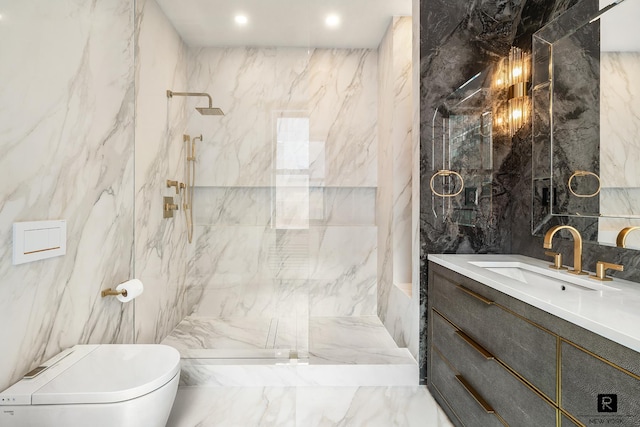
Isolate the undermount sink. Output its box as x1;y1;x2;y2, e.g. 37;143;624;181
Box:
468;261;620;293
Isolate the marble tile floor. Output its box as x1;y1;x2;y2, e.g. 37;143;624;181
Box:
166;385;454;427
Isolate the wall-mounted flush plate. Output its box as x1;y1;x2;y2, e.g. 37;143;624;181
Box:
164;196;178;218
13;220;66;265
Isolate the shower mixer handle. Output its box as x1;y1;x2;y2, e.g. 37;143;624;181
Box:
167;179;180;194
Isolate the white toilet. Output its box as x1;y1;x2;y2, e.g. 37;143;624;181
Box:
0;344;180;427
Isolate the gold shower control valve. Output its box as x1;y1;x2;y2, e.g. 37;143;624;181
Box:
163;196;178;218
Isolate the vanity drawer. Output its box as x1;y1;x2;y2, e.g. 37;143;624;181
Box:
430;348;503;427
561;341;640;426
432;310;557;427
430;267;557;400
560;413;583;427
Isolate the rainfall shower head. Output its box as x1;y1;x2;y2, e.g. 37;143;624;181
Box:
196;106;225;116
166;90;225;116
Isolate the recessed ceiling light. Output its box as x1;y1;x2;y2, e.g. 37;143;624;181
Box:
325;14;340;28
235;14;248;26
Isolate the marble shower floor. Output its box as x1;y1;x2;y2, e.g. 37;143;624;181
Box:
162;315;401;356
163;316;453;426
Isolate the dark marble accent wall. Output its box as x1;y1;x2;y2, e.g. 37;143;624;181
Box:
419;0;640;384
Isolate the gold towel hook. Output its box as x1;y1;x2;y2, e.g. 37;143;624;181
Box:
568;170;601;198
429;170;464;197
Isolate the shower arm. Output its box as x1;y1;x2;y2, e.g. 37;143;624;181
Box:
166;90;213;108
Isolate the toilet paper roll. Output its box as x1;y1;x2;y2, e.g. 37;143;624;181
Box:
116;279;144;303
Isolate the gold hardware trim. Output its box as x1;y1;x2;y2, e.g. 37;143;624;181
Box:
543;225;587;275
616;226;640;248
544;251;567;270
163;196;178;218
455;375;495;414
167;179;180;194
101;288;128;298
561;338;640;382
456;284;494;305
560;410;586;427
434;306;557;407
429;169;464;197
589;261;623;281
567;170;601;198
455;330;494;360
23;246;61;255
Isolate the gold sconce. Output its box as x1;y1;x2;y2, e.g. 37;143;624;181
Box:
494;47;531;136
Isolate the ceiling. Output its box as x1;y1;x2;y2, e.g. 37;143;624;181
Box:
156;0;412;49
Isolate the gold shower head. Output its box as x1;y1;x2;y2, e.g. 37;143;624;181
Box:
166;90;225;116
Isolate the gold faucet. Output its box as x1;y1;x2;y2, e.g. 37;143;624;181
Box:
543;225;587;275
616;226;640;248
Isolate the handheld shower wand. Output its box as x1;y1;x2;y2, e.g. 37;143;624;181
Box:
184;134;203;244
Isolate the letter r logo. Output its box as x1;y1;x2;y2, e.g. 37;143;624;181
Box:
597;394;617;413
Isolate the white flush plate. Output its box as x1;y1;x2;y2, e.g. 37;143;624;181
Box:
13;220;67;265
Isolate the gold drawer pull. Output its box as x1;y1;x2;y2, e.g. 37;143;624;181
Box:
455;330;494;360
456;285;494;305
455;375;495;414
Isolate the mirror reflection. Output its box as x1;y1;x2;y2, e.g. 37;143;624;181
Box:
532;0;640;250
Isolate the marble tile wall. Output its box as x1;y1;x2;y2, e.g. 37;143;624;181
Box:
186;47;379;320
377;17;419;359
0;1;135;391
420;0;640;384
133;0;195;343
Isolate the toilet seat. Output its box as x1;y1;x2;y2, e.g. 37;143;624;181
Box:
0;344;181;427
1;344;180;406
33;344;180;405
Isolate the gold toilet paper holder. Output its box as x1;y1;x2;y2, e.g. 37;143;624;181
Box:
101;288;128;298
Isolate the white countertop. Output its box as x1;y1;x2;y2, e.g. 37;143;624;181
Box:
428;254;640;354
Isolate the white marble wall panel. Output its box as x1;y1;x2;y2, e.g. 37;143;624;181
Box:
192;223;377;318
194;187;272;226
377;16;396;328
308;226;377;316
391;18;414;287
133;0;194;344
0;1;134;391
310;188;376;226
306;50;379;187
376;17;417;357
186;47;377;188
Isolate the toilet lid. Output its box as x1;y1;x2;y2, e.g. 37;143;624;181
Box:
32;344;180;405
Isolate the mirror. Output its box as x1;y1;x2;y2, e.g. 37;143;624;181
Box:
429;68;495;228
532;0;640;250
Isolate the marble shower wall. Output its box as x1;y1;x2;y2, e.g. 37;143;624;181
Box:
377;17;419;358
0;1;135;391
187;47;379;319
420;0;640;384
133;0;196;344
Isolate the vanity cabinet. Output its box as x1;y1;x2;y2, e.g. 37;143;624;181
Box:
428;261;640;427
561;342;640;426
